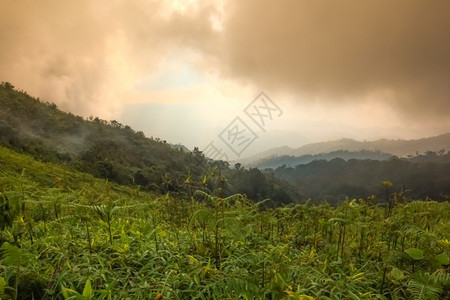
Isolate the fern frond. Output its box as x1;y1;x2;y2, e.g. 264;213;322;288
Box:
407;272;443;300
0;242;34;267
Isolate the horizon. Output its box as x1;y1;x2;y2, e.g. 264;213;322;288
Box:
1;1;450;160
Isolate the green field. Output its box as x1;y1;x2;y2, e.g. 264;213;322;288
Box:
0;146;449;299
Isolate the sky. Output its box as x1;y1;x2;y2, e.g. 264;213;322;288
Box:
1;0;450;159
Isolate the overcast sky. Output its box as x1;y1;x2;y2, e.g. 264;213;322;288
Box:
1;0;449;159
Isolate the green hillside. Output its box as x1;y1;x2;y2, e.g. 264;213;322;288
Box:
0;82;297;205
0;81;205;188
0;145;449;299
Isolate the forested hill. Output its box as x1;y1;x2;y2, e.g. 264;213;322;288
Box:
0;82;204;186
0;82;297;205
239;133;450;168
268;155;450;204
249;150;394;169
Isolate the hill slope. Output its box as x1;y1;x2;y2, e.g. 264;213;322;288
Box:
0;82;297;205
0;82;205;189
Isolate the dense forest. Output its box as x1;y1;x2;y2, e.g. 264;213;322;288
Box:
268;154;450;204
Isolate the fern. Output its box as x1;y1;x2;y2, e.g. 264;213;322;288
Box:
0;242;34;267
407;272;443;300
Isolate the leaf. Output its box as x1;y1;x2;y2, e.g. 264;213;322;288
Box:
61;286;81;299
433;253;449;265
0;276;7;294
61;287;71;298
390;267;405;281
405;248;424;260
407;272;442;300
0;242;34;266
82;278;93;298
194;273;200;285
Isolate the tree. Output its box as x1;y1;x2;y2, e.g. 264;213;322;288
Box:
1;82;14;89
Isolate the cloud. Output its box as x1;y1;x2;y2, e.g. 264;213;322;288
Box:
1;0;449;124
0;0;218;118
206;0;450;119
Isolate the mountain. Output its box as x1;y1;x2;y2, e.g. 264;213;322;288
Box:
240;134;450;168
290;135;450;157
250;150;394;169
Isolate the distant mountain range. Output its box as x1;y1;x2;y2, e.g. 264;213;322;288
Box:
239;133;450;169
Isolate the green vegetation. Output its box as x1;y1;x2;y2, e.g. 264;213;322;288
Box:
0;82;297;206
270;154;450;204
0;82;449;299
0;146;449;299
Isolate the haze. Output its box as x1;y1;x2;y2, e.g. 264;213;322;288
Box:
1;0;449;158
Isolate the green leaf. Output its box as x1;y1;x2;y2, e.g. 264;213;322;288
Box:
61;287;70;298
194;274;200;285
433;253;449;265
61;286;81;299
82;278;93;298
405;248;424;260
0;276;7;294
390;267;405;281
0;242;34;266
